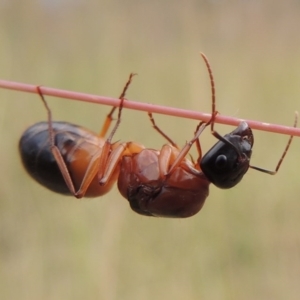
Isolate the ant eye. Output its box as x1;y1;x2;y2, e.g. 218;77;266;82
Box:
215;154;227;169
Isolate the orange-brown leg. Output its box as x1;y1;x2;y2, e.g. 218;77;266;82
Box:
37;73;137;198
74;141;143;198
38;87;101;198
167;122;208;175
157;144;180;176
78;73;137;195
97;73;137;181
99;73;137;137
148;112;179;148
150;53;217;173
37;86;78;196
99;141;145;185
98;107;117;138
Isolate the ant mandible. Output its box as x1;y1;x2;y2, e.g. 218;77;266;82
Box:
19;74;144;198
116;53;297;218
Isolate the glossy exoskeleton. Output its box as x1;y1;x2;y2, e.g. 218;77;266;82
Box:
116;53;297;217
200;121;253;189
117;132;210;217
19;74;144;198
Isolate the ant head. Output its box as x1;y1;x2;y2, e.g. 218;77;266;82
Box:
200;122;254;189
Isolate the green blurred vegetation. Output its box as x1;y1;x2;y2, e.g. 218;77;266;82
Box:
1;0;300;299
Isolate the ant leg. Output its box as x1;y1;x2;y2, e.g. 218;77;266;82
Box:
76;73;137;196
99;142;145;185
99;73;137;137
72;73;137;196
97;73;136;181
75;73;136;195
250;112;298;175
99;107;117;138
75;140;143;197
166;121;208;174
37;86;78;196
193;113;217;161
194;124;202;161
37;86;105;198
38;73;137;198
148;112;179;148
162;53;218;174
151;54;217;164
149;111;208;171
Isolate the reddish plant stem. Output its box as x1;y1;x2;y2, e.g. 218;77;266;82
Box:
0;79;299;137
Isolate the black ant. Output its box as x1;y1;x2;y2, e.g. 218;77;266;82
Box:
116;53;297;217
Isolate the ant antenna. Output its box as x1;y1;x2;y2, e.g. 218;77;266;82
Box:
200;53;247;156
250;111;298;175
200;52;216;125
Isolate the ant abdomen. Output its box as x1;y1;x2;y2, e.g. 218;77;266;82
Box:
19;121;118;197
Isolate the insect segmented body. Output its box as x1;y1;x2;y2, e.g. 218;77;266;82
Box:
19;55;296;218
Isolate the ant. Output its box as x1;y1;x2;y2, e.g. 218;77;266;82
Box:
19;74;144;198
116;53;297;218
19;55;297;219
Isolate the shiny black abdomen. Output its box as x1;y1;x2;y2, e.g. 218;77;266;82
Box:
19;121;99;195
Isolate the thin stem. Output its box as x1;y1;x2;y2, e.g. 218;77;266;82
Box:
0;79;299;137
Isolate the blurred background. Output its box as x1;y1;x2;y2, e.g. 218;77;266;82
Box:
1;0;300;299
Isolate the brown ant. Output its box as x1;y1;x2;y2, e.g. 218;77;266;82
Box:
116;53;297;217
19;55;297;218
